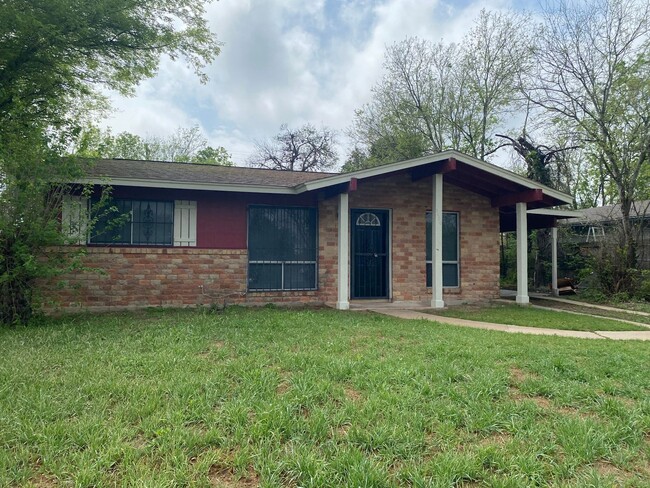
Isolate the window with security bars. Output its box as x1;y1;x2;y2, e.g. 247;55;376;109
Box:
89;199;174;246
248;206;318;291
426;211;459;287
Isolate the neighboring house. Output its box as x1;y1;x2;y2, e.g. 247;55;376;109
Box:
562;200;650;268
47;150;576;312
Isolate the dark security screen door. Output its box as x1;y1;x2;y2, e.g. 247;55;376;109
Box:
351;209;389;299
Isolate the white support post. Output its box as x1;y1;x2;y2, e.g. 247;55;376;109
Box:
337;192;350;310
551;226;558;296
516;202;529;305
431;174;445;308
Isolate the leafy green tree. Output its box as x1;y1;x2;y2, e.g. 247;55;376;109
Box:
0;0;220;324
0;0;218;130
342;132;428;172
192;146;233;166
528;0;650;285
75;125;233;165
349;10;531;164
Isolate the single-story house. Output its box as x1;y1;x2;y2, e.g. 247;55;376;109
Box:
47;150;578;312
562;200;650;268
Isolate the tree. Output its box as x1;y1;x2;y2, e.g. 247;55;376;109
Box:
341;131;429;172
0;0;220;324
75;125;233;165
348;10;531;168
0;0;219;131
496;132;580;286
250;124;337;172
527;0;650;280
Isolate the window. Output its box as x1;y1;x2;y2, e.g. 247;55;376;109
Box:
90;199;174;246
356;212;381;226
248;206;318;291
426;212;459;287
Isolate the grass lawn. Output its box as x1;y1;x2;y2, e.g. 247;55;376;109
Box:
1;308;649;487
426;303;649;332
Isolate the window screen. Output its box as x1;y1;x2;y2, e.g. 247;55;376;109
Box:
248;206;318;291
426;212;459;287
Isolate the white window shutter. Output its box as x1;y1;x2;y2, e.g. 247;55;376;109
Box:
62;195;88;244
174;200;197;246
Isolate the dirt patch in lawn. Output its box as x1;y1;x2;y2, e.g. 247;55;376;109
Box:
129;434;148;449
509;389;552;409
477;431;512;447
208;466;259;487
29;473;59;488
509;367;529;383
509;367;552;408
588;459;639;482
344;386;363;402
276;381;290;395
336;423;351;437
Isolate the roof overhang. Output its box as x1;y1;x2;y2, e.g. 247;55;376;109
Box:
75;150;575;209
74;177;298;195
296;149;572;206
500;208;584;232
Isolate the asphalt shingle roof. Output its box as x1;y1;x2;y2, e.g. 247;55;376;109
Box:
84;159;337;188
565;200;650;224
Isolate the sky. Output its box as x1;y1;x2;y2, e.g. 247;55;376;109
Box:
101;0;533;168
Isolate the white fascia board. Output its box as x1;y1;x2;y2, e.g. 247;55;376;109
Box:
73;177;297;195
296;151;459;193
296;149;574;204
452;151;573;204
527;208;584;218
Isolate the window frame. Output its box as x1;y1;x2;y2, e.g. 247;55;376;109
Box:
426;211;460;289
88;198;175;247
247;205;319;292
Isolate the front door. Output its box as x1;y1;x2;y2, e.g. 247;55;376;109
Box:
351;209;389;299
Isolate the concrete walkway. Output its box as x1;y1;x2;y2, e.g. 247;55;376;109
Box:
494;299;650;330
373;309;650;341
530;294;650;317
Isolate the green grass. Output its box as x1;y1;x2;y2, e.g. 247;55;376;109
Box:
427;303;649;331
1;307;649;487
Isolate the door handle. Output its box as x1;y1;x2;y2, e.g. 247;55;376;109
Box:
373;253;378;258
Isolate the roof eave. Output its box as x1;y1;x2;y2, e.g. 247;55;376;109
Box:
73;177;298;195
296;149;574;205
527;208;584;219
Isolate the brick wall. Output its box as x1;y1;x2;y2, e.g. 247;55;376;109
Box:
348;173;500;303
43;230;338;314
42;175;500;313
42;248;249;313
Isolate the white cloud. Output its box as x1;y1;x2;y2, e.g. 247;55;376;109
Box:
100;0;522;167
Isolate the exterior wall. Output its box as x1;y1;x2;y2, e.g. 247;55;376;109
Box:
106;186;318;248
44;176;500;313
348;173;500;303
317;197;340;304
42;246;330;313
42;248;248;312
